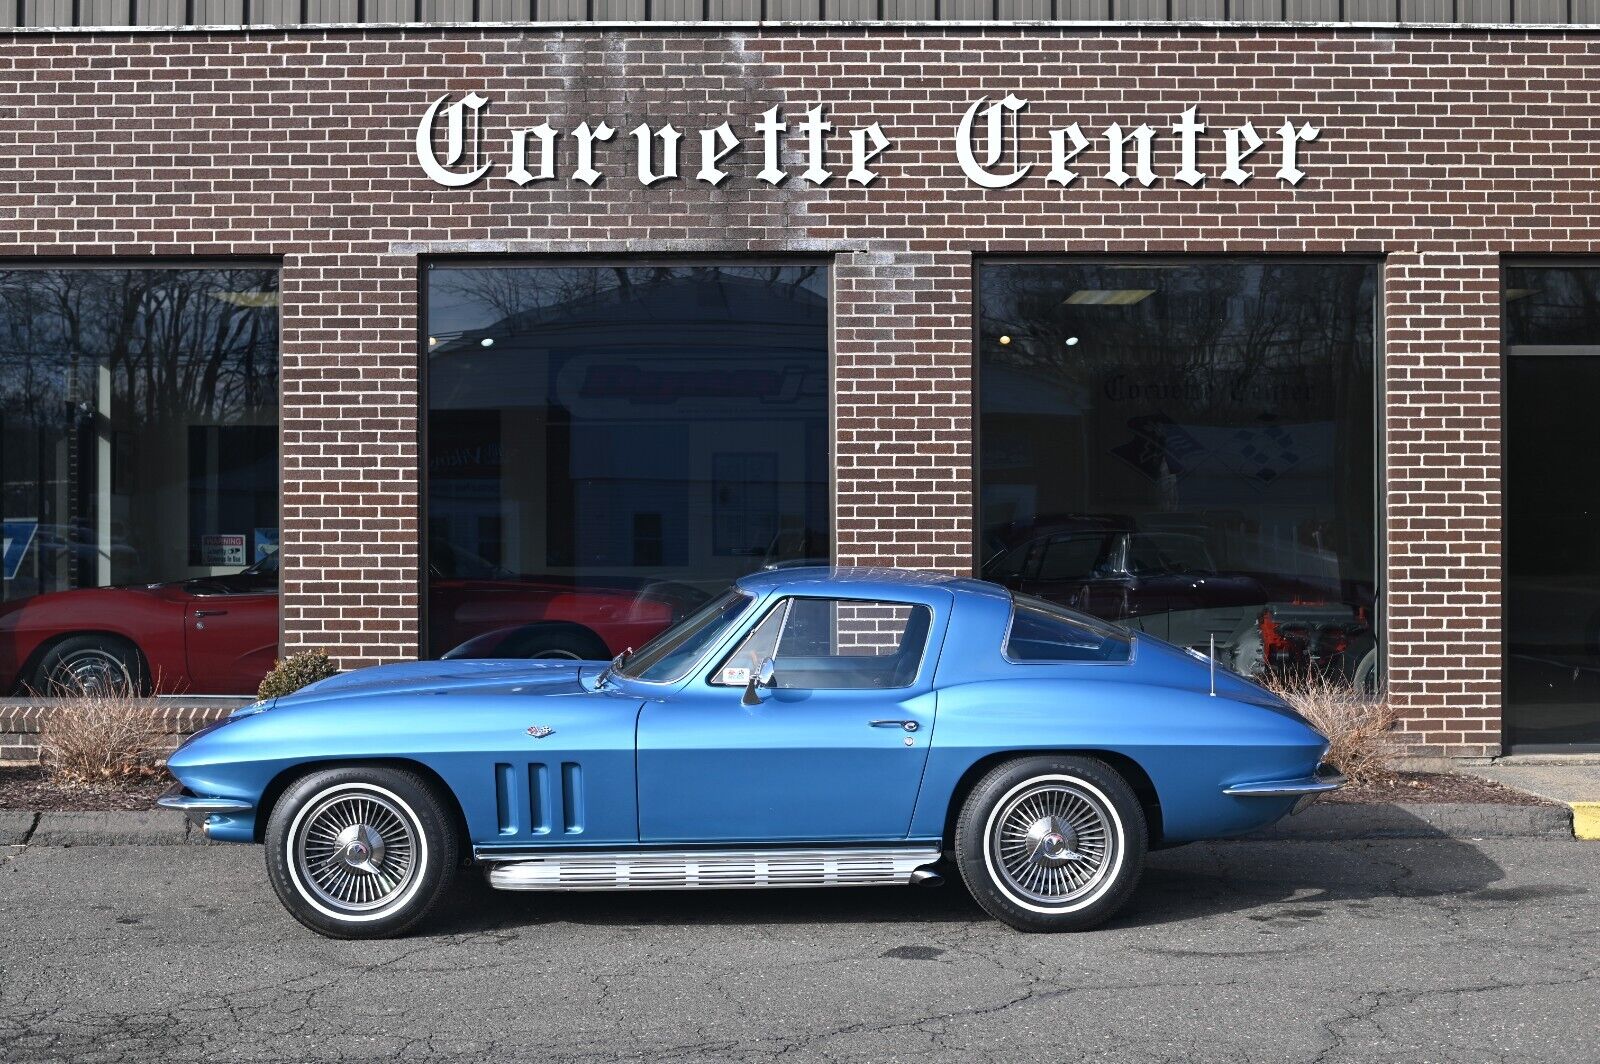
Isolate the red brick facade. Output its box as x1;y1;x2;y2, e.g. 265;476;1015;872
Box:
4;27;1590;758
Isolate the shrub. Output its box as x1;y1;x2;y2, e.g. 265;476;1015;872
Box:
257;649;339;701
1263;669;1400;788
40;687;163;785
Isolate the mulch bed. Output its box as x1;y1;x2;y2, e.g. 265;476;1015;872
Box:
1324;771;1559;806
0;764;168;812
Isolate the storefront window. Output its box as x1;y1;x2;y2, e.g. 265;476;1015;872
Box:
425;263;830;661
978;261;1379;688
0;267;280;695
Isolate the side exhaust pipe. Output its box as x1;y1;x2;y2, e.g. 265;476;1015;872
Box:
909;868;944;887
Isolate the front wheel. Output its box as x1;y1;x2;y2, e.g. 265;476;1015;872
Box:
30;634;148;696
954;755;1146;932
265;766;458;939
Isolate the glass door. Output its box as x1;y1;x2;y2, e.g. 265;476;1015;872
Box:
1505;266;1600;750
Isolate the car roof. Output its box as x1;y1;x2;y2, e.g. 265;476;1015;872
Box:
734;566;1011;603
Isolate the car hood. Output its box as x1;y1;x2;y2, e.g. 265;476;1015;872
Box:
0;581;178;625
266;658;596;711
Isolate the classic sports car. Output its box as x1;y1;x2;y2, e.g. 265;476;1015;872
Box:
160;568;1340;938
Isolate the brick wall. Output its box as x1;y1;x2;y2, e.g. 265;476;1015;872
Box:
5;27;1596;757
0;700;246;764
1383;251;1504;758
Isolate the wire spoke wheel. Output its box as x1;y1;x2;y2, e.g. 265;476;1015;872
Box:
293;790;419;914
53;650;133;695
988;779;1117;908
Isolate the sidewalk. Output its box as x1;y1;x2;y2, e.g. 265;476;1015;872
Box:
1462;759;1600;840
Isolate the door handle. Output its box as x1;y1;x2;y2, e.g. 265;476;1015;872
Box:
193;609;229;618
869;719;918;732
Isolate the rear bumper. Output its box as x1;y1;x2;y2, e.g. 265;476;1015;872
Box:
1223;764;1345;813
1223;772;1345;798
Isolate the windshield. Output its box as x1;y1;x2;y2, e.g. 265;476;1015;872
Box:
240;551;278;577
617;588;753;683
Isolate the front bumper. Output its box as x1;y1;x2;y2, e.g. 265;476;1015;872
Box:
157;782;254;838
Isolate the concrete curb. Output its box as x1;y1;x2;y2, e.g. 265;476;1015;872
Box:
1459;765;1600;840
18;811;210;847
1243;801;1574;841
0;803;1580;846
0;810;38;846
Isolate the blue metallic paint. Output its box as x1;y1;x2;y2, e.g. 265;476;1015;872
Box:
165;568;1329;853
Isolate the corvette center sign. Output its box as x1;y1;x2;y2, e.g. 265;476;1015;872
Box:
415;92;1320;191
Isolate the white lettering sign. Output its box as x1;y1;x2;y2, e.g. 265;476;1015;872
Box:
414;93;1319;191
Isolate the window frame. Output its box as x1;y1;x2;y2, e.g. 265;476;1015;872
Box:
972;254;1384;682
418;254;835;662
0;258;285;696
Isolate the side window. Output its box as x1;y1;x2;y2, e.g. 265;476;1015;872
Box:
1037;534;1105;581
1125;535;1169;575
711;597;933;690
1005;595;1133;664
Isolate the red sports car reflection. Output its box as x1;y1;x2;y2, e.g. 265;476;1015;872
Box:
0;550;697;697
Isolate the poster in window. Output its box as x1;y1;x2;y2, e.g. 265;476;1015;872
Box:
201;534;246;567
253;527;278;562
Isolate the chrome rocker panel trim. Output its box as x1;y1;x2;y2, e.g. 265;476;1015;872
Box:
485;845;944;892
156;782;254;815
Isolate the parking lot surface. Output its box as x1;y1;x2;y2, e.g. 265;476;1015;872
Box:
0;836;1594;1063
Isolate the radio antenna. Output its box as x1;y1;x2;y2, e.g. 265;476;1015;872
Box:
1208;634;1217;697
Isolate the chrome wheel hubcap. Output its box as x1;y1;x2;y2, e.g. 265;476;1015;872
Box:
294;791;418;912
54;651;132;695
991;781;1115;906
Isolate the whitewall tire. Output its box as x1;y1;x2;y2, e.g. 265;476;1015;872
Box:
265;766;458;939
955;755;1147;932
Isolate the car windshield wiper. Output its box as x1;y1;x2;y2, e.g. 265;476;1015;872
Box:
596;648;632;689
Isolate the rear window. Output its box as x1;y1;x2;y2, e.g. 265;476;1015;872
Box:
1005;595;1133;664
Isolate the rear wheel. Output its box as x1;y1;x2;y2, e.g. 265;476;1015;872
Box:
265;766;458;939
29;635;148;696
1353;648;1380;697
955;755;1146;932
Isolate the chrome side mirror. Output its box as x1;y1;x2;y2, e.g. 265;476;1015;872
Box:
742;658;777;706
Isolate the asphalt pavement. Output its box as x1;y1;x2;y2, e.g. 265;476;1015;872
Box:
0;837;1595;1063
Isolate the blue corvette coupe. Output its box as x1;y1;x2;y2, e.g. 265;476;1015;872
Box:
160;568;1341;938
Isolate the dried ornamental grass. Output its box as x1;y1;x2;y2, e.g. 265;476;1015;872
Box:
39;688;164;785
1264;670;1401;789
257;649;339;700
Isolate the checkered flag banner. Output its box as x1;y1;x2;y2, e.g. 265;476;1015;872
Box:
1112;415;1303;488
1217;422;1303;486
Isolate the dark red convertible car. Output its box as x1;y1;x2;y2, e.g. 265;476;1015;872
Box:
0;550;693;697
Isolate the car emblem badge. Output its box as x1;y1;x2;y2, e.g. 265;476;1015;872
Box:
526;724;555;739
